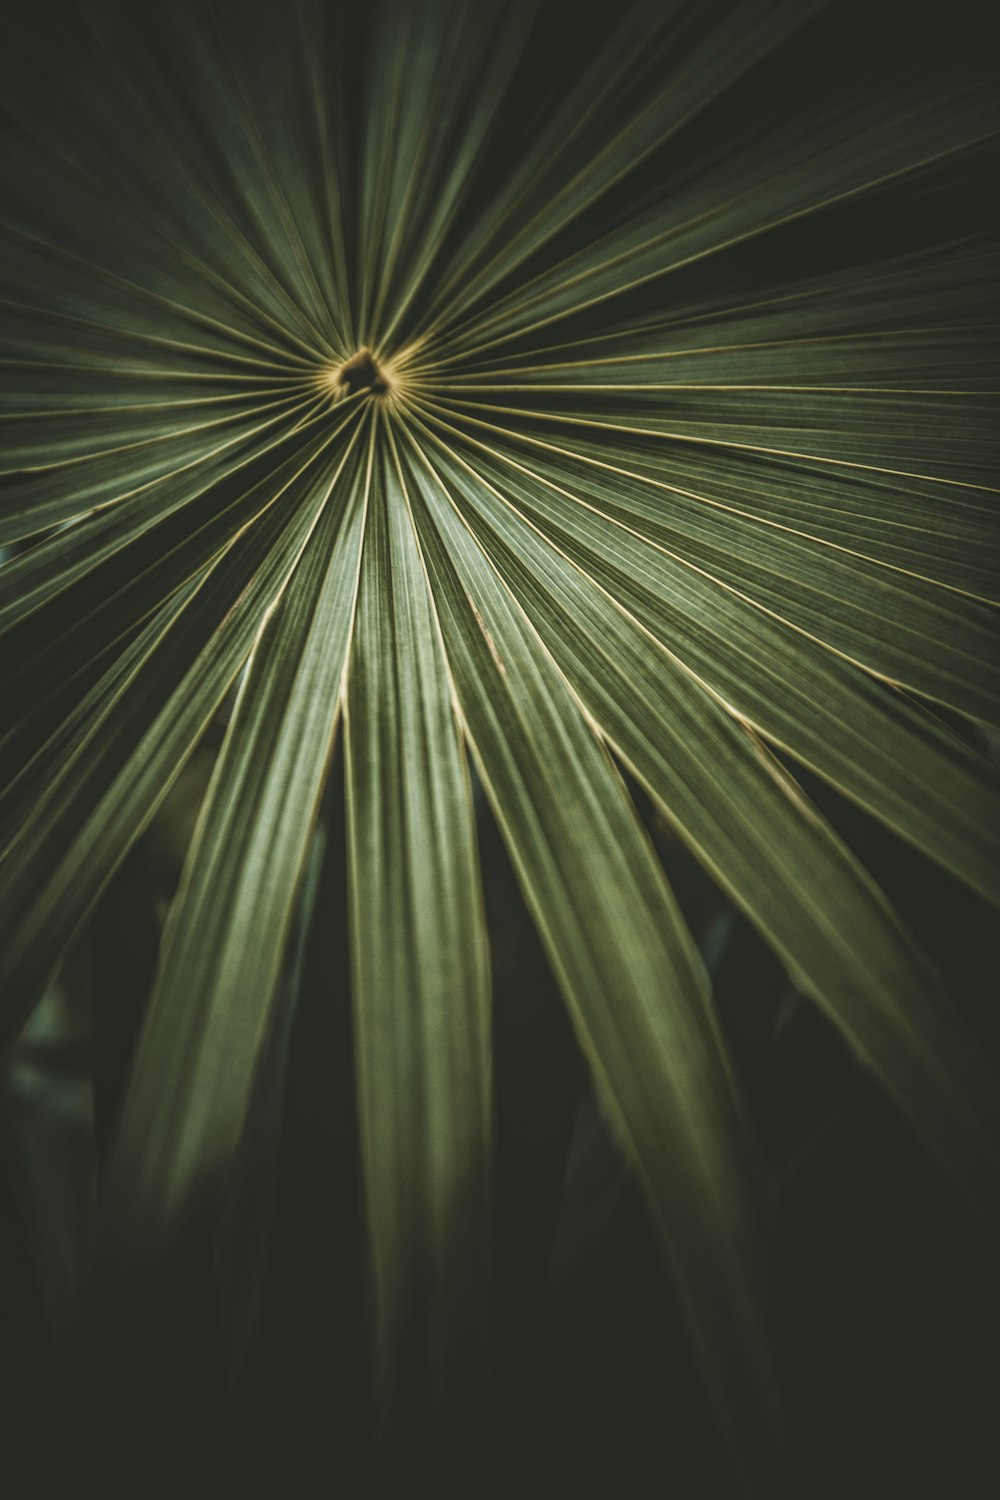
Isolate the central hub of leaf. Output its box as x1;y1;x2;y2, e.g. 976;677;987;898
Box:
336;347;389;397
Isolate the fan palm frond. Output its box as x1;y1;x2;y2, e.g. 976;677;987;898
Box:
1;1;997;1490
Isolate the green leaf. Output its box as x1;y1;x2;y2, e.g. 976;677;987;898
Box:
3;6;998;1488
0;390;323;632
0;418;363;1041
399;421;789;1481
100;424;368;1259
405;410;1000;1232
414;405;1000;900
344;420;491;1462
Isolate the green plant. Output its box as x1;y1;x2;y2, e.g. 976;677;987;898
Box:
1;2;997;1493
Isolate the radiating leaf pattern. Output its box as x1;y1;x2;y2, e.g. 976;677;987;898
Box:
1;1;998;1488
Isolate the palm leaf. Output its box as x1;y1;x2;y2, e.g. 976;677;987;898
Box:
344;421;492;1466
1;1;997;1491
101;424;368;1257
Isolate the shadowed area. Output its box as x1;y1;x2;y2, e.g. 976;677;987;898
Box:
337;348;389;397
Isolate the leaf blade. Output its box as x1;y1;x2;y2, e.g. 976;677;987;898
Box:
399;419;790;1484
344;420;491;1465
101;425;369;1258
